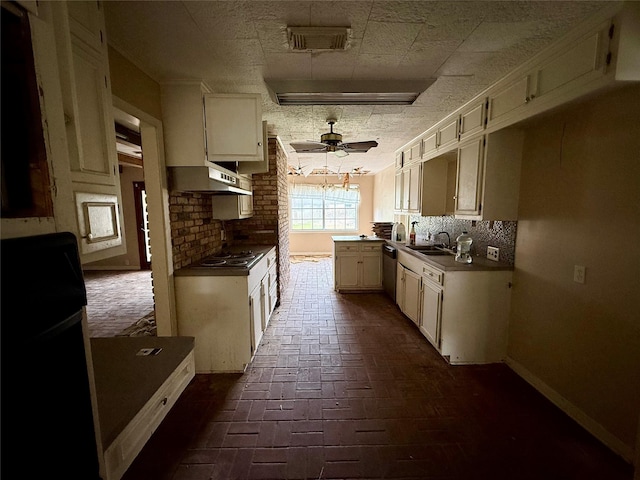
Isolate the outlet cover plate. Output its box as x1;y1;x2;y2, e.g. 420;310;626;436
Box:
487;246;499;261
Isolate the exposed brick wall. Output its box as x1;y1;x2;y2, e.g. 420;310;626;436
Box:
227;137;290;296
169;192;223;270
169;138;290;297
275;138;290;295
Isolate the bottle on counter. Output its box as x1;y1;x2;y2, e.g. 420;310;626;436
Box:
455;231;473;264
409;221;418;245
396;222;406;242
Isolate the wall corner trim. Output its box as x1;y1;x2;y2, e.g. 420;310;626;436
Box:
505;356;634;464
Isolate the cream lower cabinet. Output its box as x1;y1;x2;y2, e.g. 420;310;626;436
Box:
397;249;512;364
249;283;263;356
333;240;384;292
420;263;443;350
396;263;421;326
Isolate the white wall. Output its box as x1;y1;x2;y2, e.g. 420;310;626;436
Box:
373;163;396;222
507;83;640;461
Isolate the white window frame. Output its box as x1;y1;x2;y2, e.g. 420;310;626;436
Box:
289;183;360;232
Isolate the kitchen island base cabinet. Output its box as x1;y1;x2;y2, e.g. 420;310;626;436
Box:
332;238;384;292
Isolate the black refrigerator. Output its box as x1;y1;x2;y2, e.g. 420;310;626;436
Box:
1;232;101;478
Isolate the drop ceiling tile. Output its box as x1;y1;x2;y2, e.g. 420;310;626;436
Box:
360;22;423;55
458;21;543;52
263;52;313;79
308;1;372;39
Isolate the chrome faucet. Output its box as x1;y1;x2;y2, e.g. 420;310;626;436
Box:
436;231;451;249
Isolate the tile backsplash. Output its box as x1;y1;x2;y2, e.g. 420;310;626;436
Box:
406;215;517;265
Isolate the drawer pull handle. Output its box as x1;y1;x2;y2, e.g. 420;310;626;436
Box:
161;397;168;406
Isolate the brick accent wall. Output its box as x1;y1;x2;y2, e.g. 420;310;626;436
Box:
169;192;223;270
275;138;290;295
227;137;290;295
168;138;290;298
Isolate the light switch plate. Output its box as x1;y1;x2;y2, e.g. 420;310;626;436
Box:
487;246;499;261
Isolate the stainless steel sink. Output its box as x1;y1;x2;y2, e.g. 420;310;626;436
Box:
406;245;454;256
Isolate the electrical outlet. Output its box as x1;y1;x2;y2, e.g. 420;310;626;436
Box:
573;265;586;284
487;246;499;261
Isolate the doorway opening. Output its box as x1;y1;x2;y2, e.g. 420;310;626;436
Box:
84;108;156;337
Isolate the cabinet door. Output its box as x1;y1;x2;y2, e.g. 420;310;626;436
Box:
422;131;438;158
420;280;442;349
401;169;411;211
260;275;270;330
459;99;487;141
395;152;404;169
534;27;605;99
407;164;421;213
396;264;405;308
394;172;403;211
361;251;382;288
204;93;264;162
455;138;485;217
249;284;263;356
403;268;421;326
487;75;531;128
437;117;460;151
336;253;360;289
68;38;119;186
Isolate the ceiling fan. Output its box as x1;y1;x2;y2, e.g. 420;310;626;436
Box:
290;119;378;157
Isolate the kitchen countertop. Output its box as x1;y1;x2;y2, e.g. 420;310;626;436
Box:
332;235;386;242
91;336;195;448
387;240;514;272
175;245;275;277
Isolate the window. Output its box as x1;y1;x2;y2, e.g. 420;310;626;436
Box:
290;184;360;231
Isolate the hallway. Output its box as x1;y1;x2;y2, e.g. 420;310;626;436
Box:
121;257;632;479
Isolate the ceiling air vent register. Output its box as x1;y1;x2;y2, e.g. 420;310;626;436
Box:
287;27;350;51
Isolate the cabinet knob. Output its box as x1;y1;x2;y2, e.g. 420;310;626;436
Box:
257;142;262;146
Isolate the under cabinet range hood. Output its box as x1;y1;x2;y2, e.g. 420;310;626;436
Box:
169;165;252;195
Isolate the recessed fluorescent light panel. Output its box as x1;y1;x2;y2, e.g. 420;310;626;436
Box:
265;80;434;106
276;92;420;106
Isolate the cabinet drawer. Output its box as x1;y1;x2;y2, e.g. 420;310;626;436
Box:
103;351;195;480
361;243;381;252
336;244;360;252
266;250;277;268
268;263;277;288
422;263;444;285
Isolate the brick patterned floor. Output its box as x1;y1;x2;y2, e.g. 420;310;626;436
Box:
121;258;632;480
84;270;154;337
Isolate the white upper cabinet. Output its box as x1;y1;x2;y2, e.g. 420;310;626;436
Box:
51;1;125;262
459;99;487;141
454;129;523;221
454;137;485;218
204;93;264;163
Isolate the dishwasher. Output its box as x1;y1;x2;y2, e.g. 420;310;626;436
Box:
382;244;397;301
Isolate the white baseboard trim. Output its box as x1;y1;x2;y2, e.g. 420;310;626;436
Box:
505;356;634;464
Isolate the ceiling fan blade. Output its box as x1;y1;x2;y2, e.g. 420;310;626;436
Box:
291;141;327;153
340;140;378;152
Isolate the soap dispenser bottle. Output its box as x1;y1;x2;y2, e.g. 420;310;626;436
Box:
409;221;418;245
